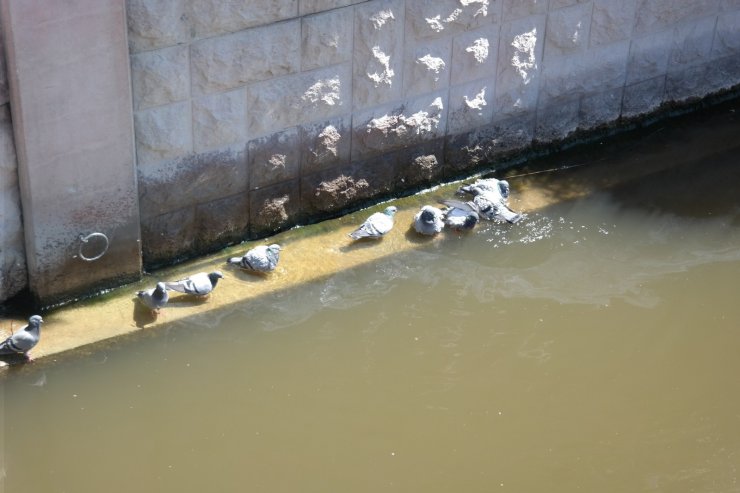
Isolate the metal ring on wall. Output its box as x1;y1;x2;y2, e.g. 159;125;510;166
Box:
77;232;109;262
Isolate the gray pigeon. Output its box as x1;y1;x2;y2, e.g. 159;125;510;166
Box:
459;178;510;202
228;244;281;273
458;178;523;224
0;315;43;357
441;200;480;231
137;282;169;313
349;206;398;240
413;205;445;236
165;271;223;297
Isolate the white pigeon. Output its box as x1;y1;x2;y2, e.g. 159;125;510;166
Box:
228;244;281;273
459;178;511;203
137;282;169;313
349;206;398;240
165;271;223;297
441;200;480;232
413;205;445;236
0;315;43;357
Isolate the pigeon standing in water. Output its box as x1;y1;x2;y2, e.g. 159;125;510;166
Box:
441;200;480;232
137;282;169;314
0;315;43;358
349;206;398;240
413;205;445;236
228;244;282;273
165;271;224;297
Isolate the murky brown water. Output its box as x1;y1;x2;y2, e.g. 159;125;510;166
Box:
2;103;740;492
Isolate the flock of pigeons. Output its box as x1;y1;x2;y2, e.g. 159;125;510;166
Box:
0;178;522;361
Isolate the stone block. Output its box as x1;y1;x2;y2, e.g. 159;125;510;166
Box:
544;3;592;58
445;113;534;172
579;87;623;129
495;15;545;116
590;0;637;47
633;0;721;35
713;10;740;58
502;0;548;21
300;0;364;15
403;36;452;96
353;0;404;110
352;92;448;160
396;139;446;187
248;128;301;190
300;115;352;174
130;45;189;110
134;102;192;167
406;0;497;40
302;7;353;71
247;63;351;137
448;78;495;134
535;97;580;142
666;63;713;101
0;104;16;173
720;0;740;11
706;53;740;91
193;90;247;152
195;192;250;250
126;0;188;53
249;180;301;237
191;20;301;95
0;34;8;106
451;25;500;85
540;42;629;105
188;0;298;39
626;30;673;84
141;207;196;267
550;0;590;9
138;146;247;219
622;76;666;117
669;17;716;68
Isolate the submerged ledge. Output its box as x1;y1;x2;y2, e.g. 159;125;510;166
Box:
2;95;739;373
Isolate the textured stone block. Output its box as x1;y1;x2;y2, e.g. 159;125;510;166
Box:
249;180;301;237
130;46;189;110
247;63;351;136
622;76;666;117
302;7;353;71
126;0;188;53
579;87;623;129
541;42;629;104
535;97;580;141
495;15;545;116
633;0;721;35
141;207;196;267
193;90;247;152
626;30;673;84
248;128;301;190
195;192;250;250
0;34;8;106
550;0;590;8
301;115;352;174
0;105;25;300
191;20;301;95
188;0;298;39
544;3;592;57
353;0;404;110
502;0;548;21
590;0;637;47
666;63;712;101
134;102;192;166
396;139;445;187
451;25;500;85
300;0;364;15
669;17;716;68
352;92;448;160
713;10;740;58
707;53;740;91
403;36;452;96
448;78;495;134
138;146;247;219
406;0;497;40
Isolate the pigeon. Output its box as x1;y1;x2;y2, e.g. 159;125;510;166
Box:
349;206;398;240
165;271;224;297
0;315;43;357
458;178;523;224
459;178;511;202
441;200;480;232
228;244;281;273
137;282;169;313
413;205;445;236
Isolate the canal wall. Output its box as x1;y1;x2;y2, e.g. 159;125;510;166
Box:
1;0;739;306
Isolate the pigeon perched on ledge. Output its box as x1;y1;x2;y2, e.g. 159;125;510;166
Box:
349;206;398;240
413;205;445;236
137;282;169;313
0;315;43;357
228;244;281;273
165;271;224;297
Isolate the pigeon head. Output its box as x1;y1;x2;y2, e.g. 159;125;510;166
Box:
154;282;167;293
208;271;224;285
28;315;44;327
383;206;398;217
267;244;281;253
498;180;510;199
420;208;436;224
463;212;479;229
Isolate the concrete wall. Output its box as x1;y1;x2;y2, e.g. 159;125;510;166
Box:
128;0;740;267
